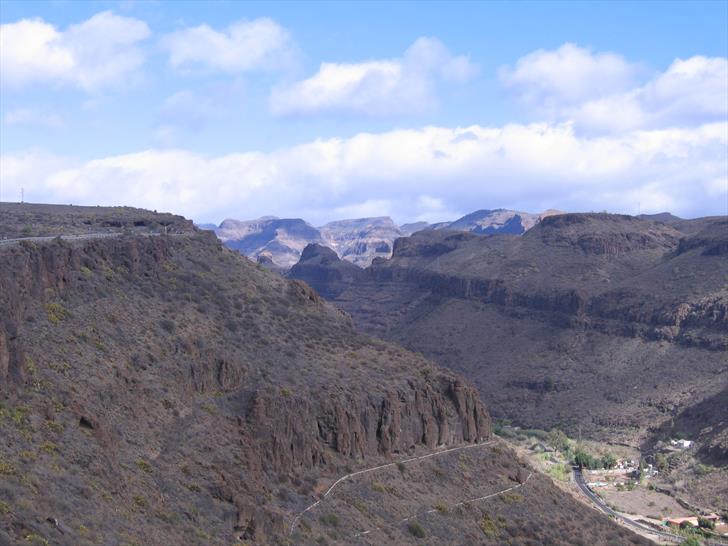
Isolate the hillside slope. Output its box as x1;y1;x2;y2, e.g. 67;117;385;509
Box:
0;205;651;546
291;213;728;446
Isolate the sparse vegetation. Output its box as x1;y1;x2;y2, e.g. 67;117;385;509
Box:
24;534;49;546
319;513;339;527
501;491;524;504
45;302;68;324
135;459;153;473
479;513;503;538
407;521;426;538
0;459;16;475
40;441;59;454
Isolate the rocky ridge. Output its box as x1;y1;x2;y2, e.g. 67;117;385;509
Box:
211;208;563;270
290;213;728;445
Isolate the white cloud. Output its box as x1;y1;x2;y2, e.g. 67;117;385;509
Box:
0;150;79;203
269;37;478;117
500;44;728;133
0;11;150;91
2;122;725;223
500;43;639;109
160;17;294;73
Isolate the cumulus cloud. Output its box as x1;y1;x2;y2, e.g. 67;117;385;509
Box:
269;37;478;117
500;43;639;109
2;122;725;223
160;17;294;73
500;44;728;133
0;11;150;91
570;56;728;132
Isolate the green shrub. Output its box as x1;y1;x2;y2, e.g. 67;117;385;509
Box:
372;482;386;493
46;303;68;324
40;441;59;454
407;521;426;538
135;459;152;473
501;492;524;504
320;513;339;527
24;534;49;546
0;459;15;476
480;514;502;538
547;429;569;452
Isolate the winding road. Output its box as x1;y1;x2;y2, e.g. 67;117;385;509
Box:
352;471;533;539
288;440;497;536
573;467;686;544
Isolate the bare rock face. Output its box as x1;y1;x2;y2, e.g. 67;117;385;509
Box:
537;213;682;255
245;379;489;473
215;217;325;269
288;243;367;299
318;217;403;267
438;208;563;235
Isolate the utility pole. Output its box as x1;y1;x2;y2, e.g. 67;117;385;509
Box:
21;188;24;204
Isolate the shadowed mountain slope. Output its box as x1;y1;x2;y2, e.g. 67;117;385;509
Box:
0;204;653;546
290;213;728;446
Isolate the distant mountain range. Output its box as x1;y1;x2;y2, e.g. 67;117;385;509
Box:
208;208;563;268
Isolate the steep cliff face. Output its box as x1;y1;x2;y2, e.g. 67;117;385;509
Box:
0;223;491;545
288;243;367;299
367;214;727;347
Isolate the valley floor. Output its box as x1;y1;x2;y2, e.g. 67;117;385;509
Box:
502;427;728;546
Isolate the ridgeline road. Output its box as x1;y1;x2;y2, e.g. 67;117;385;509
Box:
573;467;686;544
288;439;497;537
0;231;188;248
0;233;121;247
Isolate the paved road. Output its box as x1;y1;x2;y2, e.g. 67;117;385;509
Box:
289;439;496;536
0;231;182;248
0;232;122;247
573;467;685;544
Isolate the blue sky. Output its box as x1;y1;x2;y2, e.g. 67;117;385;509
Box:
1;0;727;224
